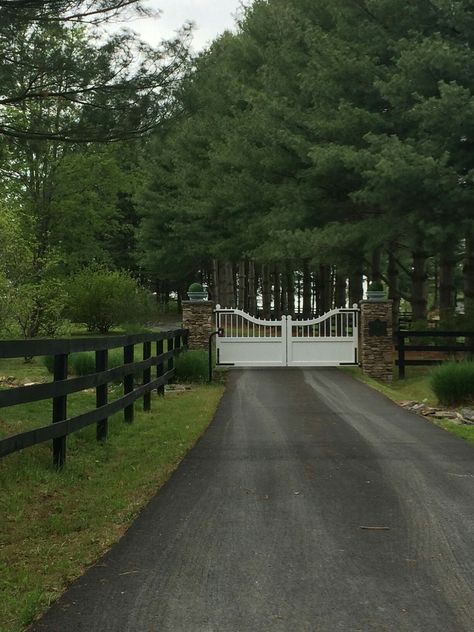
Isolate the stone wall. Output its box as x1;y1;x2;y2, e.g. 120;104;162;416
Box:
359;300;394;383
182;301;215;350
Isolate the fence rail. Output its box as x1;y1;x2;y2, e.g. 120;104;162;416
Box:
0;329;188;467
396;330;474;379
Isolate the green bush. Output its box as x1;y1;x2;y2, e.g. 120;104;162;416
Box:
43;349;124;376
368;281;384;292
42;355;55;374
188;282;204;293
174;350;208;383
10;278;69;339
430;361;474;406
68;267;153;334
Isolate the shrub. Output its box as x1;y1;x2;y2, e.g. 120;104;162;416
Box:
68;267;153;334
188;282;204;293
43;349;125;376
10;278;69;338
430;361;474;406
368;281;384;292
174;350;208;383
0;273;11;334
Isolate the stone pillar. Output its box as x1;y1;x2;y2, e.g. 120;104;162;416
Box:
359;300;393;383
182;301;215;350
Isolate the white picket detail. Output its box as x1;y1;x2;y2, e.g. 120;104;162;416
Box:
215;305;359;367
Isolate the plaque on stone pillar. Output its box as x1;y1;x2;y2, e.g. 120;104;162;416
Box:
368;319;388;337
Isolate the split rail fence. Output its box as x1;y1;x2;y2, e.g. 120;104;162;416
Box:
396;330;474;378
0;329;188;468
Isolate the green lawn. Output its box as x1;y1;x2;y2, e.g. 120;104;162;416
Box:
343;366;474;446
0;356;224;632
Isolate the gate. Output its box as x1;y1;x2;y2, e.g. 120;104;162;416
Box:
215;305;359;367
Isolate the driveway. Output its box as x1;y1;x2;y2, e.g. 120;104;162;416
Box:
30;369;474;631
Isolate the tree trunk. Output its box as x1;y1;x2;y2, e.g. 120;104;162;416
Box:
221;261;235;308
238;260;246;310
318;265;331;314
247;260;256;315
334;271;346;307
212;259;220;304
262;264;271;319
286;265;295;317
302;261;312;318
349;266;363;306
312;272;318;315
464;234;474;321
371;247;382;282
387;248;400;328
439;248;457;323
273;266;281;319
296;272;302;316
281;268;288;315
411;243;428;323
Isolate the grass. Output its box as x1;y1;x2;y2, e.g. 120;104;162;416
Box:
343;365;474;446
0;356;224;632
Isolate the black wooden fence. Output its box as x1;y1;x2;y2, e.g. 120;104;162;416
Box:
0;329;188;468
396;330;474;379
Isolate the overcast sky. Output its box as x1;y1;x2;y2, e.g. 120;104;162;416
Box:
130;0;245;52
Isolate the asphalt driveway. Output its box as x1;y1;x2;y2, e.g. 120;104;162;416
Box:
29;368;474;631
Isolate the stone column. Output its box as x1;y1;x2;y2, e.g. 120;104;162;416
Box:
359;300;394;383
182;301;215;350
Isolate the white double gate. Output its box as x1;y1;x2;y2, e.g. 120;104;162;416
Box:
215;305;359;367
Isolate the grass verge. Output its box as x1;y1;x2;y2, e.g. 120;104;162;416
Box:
342;366;474;446
0;381;224;632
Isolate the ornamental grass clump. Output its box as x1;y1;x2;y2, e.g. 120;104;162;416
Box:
430;361;474;406
43;349;124;377
174;350;208;383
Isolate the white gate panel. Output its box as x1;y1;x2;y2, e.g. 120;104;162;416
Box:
287;310;358;367
215;305;359;368
216;307;286;367
218;339;286;367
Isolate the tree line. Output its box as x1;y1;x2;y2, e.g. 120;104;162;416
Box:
138;0;474;325
0;0;189;336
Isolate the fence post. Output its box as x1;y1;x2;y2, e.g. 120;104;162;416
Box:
123;344;134;423
175;332;181;357
168;334;175;374
95;349;108;441
52;353;68;469
398;330;406;379
156;338;164;396
143;341;151;412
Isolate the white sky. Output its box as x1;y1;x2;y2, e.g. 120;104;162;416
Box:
129;0;245;52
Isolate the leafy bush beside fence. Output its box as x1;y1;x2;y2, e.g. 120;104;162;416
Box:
67;267;153;334
430;362;474;406
43;350;125;376
174;351;208;383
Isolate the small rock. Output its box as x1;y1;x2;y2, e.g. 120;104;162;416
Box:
400;401;417;408
433;411;458;419
422;408;438;416
461;408;474;422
